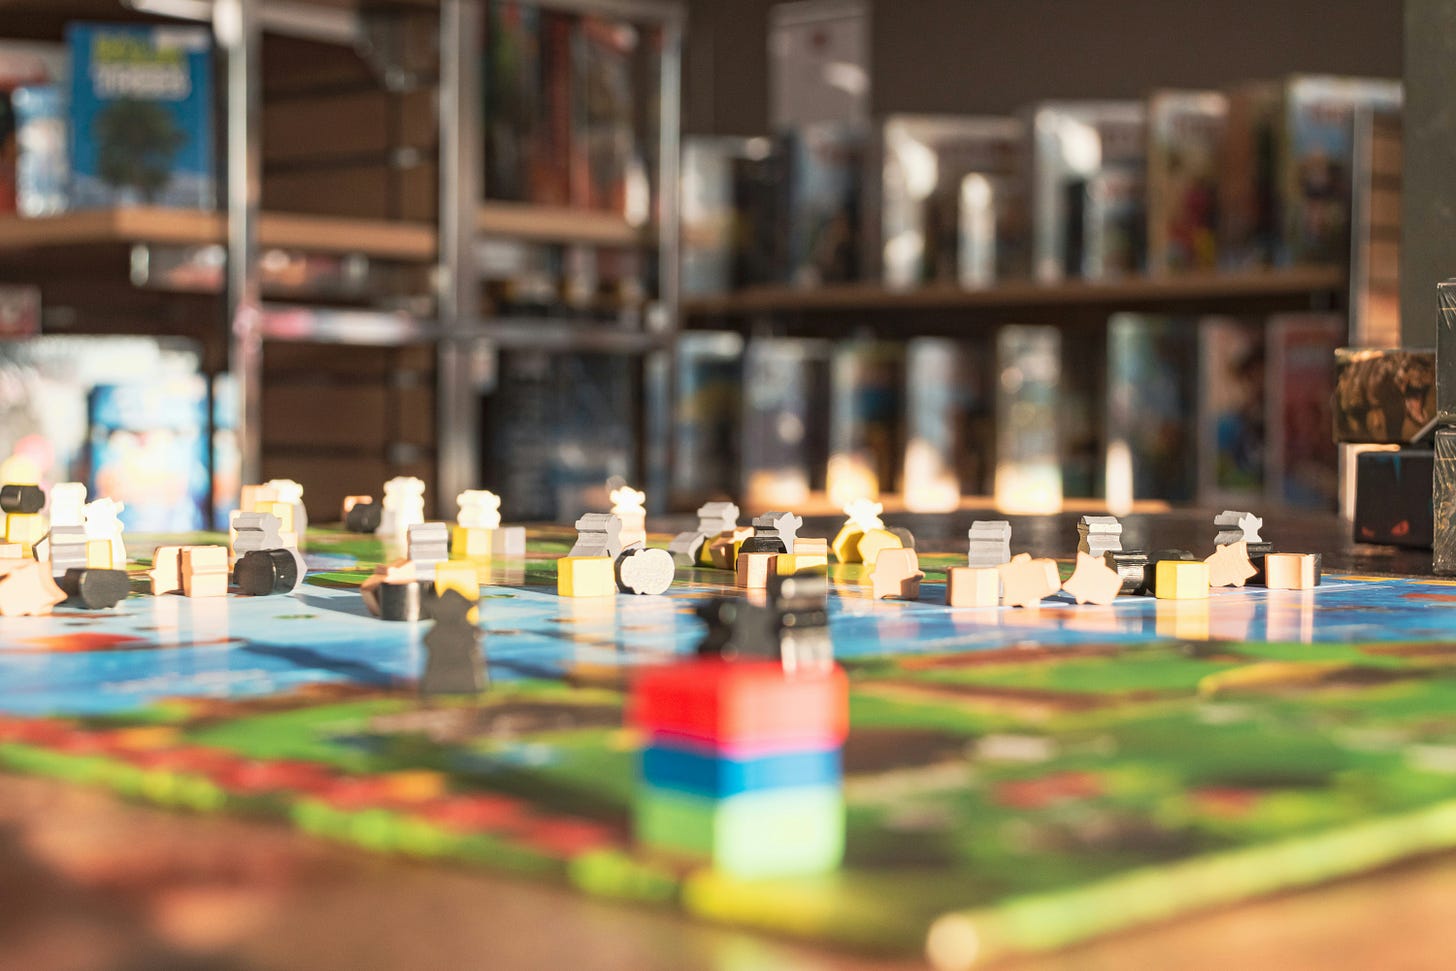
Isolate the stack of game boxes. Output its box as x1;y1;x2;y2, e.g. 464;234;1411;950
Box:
630;660;848;878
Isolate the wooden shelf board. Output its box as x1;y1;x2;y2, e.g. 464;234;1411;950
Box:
259;213;436;261
477;201;645;247
0;209;436;262
683;267;1347;317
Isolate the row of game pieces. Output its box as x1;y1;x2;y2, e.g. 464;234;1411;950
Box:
559;508;676;597
944;511;1320;609
159;479;311;601
0;481;130;615
352;482;536;623
0;477;319;617
664;499;916;596
340;478;529;558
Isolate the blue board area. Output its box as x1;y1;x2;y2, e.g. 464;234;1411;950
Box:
0;537;1454;718
640;743;841;797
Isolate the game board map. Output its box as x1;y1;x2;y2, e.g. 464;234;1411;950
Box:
6;527;1456;968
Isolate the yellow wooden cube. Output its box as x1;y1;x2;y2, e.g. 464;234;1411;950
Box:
451;525;494;559
774;552;829;576
557;556;616;598
1264;552;1321;590
1154;560;1209;600
778;551;828;575
264;501;294;534
855;528;903;568
0;542;21;559
735;551;778;589
946;566;1000;608
831;524;864;563
85;539;113;569
5;512;46;554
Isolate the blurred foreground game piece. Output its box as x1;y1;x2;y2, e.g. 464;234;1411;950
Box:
670;501;739;566
235;548;304;596
59;568;129;609
378;475;426;540
1214;510;1264;546
615;545;675;595
0;560;65;616
1206;541;1258;588
740;510;802;555
569;513;623;559
82;498;126;566
343;496;381;533
1264;552;1322;589
610;484;647;549
420;589;486;696
48;482;86;527
0;483;44;514
1077;515;1123;558
406;522;450;579
865;547;924;600
699;572;832;671
631;661;848;878
997;553;1059;608
46;525;88;578
769;571;833;672
181;546;229;598
1104;550;1149;594
831;498;884;563
1061;552;1122;605
734;550;777;589
946;565;1000;607
557;555;616;597
967;520;1012;568
854;528;903;567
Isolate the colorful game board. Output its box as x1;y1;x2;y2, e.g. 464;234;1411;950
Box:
6;527;1456;968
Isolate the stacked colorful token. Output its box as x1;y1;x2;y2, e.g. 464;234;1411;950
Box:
630;660;849;878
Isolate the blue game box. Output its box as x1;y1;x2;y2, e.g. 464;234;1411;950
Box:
66;22;215;210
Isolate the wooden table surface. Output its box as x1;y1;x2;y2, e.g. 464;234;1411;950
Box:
1;507;1445;970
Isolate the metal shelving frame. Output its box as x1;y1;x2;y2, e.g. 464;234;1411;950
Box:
102;0;684;509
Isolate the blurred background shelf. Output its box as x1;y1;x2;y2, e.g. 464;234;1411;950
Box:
683;266;1347;326
477;201;648;246
0;210;438;260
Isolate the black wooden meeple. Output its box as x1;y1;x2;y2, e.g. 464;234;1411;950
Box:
345;499;382;533
0;483;44;514
59;568;129;609
235;548;302;597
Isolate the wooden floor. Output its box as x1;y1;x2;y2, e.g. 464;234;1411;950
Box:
0;508;1440;970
